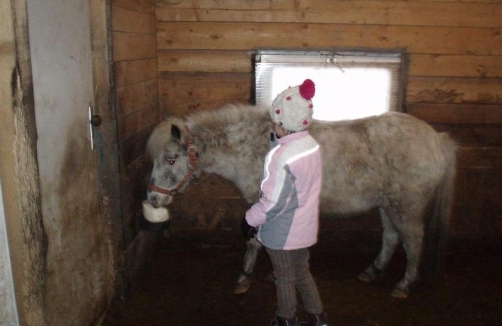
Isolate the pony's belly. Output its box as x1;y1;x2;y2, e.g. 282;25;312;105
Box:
320;196;379;217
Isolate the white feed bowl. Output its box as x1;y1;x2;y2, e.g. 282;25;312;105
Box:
142;200;170;223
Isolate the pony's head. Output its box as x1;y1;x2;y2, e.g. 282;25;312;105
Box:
146;118;200;207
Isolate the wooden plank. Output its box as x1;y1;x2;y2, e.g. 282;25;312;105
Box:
157;22;502;55
457;146;502;169
159;73;252;117
159;72;252;100
158;50;251;73
452;165;502;234
406;103;502;125
115;58;158;88
112;5;156;34
158;51;502;78
159;97;252;118
154;0;286;10
156;2;502;28
154;0;502;10
112;0;154;14
118;102;159;141
116;78;158;118
113;32;157;61
430;123;502;146
454;145;502;234
118;124;156;171
408;54;502;78
119;155;152;245
406;77;502;104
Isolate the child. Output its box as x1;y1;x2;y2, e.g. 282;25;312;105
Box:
242;79;328;326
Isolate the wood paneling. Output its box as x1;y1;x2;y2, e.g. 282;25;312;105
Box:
112;2;160;263
159;51;502;79
118;101;159;141
115;58;158;87
116;78;158;117
407;104;502;125
113;32;157;61
407;77;502;104
112;6;156;33
157;22;501;55
155;0;502;10
158;50;251;73
430;124;502;146
408;54;502;78
112;0;155;14
159;72;252;116
156;2;501;28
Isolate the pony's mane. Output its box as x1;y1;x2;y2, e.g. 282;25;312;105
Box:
147;104;268;159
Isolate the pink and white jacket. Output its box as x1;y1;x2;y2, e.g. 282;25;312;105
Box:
245;131;322;250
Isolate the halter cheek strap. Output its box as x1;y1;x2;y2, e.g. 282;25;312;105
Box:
148;125;198;196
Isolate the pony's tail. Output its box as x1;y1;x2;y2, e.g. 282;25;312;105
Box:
424;133;457;277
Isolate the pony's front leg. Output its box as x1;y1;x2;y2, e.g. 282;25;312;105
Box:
234;237;262;294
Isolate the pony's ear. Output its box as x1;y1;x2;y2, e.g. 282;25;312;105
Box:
171;124;181;143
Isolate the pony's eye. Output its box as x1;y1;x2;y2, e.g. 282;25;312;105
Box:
167;158;176;165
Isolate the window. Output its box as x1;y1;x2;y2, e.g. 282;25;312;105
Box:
255;50;405;121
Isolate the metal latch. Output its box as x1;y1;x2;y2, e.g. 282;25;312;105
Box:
88;105;102;150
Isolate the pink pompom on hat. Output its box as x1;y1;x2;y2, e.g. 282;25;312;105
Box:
270;79;315;132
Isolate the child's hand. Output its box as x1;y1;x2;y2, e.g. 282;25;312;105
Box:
241;217;257;241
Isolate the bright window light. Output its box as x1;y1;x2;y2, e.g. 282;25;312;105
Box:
255;50;403;122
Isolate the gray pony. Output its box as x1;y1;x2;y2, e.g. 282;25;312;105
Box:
147;104;457;299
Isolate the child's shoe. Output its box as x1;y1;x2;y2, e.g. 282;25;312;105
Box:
270;315;298;326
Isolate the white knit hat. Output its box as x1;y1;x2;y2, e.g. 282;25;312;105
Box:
270;79;315;132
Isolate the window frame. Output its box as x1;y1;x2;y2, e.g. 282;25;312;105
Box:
253;49;407;121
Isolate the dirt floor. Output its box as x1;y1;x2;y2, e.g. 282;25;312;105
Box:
103;225;502;326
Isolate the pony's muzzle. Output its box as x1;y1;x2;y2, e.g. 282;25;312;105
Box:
147;190;173;208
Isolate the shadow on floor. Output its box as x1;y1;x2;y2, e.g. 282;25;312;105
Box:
103;228;502;326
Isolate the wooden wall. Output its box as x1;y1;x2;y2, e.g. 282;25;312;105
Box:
111;0;160;275
154;0;502;237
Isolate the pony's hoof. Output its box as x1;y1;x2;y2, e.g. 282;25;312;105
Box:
234;275;251;294
391;287;409;299
234;282;250;295
358;271;375;283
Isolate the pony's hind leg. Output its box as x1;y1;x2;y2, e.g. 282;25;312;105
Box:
234;237;262;294
391;215;424;299
358;207;400;283
375;203;425;299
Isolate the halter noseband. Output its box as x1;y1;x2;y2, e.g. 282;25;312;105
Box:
148;125;198;196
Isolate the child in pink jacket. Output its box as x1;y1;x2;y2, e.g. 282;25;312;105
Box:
242;79;328;326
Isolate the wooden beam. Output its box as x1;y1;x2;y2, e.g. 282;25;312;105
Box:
112;5;156;34
159;72;252;117
118;102;159;141
113;32;157;61
156;2;502;28
408;54;502;78
406;77;502;105
116;78;158;118
112;0;155;14
115;58;158;88
430;123;502;146
157;22;502;55
158;50;251;73
406;103;502;124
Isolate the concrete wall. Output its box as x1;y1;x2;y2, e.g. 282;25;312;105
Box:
26;0;115;324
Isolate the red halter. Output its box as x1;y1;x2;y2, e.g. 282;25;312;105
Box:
148;126;198;196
